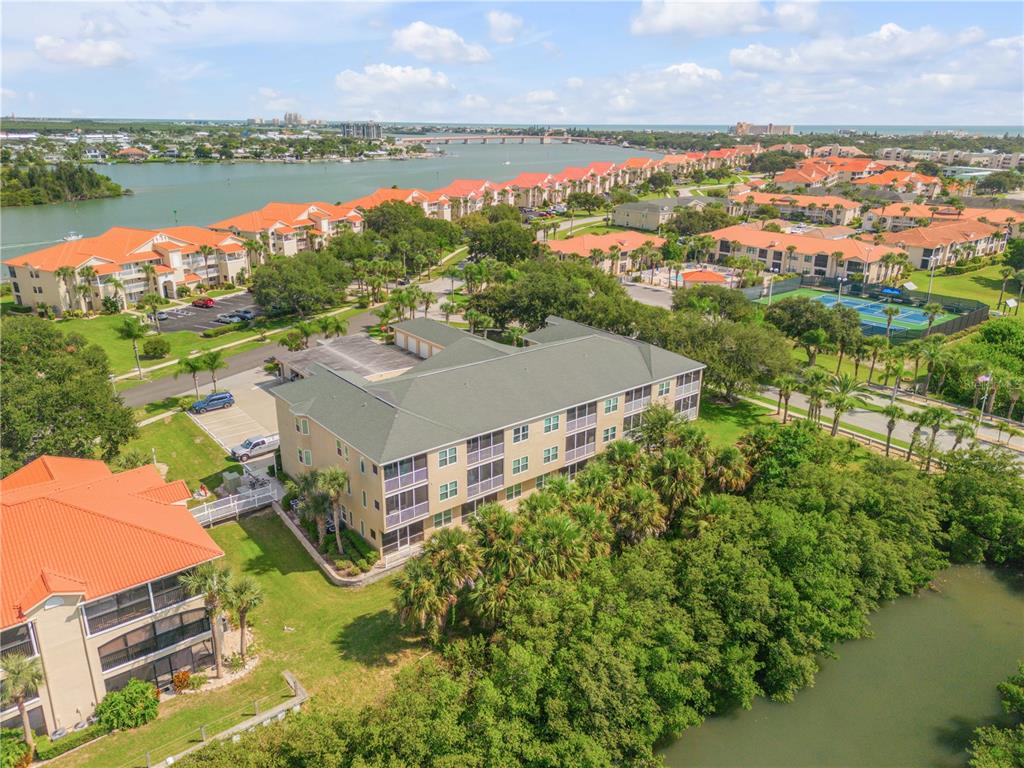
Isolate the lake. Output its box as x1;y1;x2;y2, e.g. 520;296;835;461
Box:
0;143;658;261
662;565;1024;768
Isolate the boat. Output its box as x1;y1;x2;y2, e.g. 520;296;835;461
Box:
63;232;83;242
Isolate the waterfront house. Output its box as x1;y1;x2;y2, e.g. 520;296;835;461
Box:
272;317;703;560
210;201;364;256
0;457;223;737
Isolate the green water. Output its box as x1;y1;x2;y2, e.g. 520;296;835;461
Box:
663;565;1024;768
0;143;655;260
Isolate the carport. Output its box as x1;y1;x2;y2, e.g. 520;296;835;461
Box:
277;336;415;380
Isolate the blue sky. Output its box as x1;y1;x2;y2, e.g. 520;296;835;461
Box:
2;1;1022;125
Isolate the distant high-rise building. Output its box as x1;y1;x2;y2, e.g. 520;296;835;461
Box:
732;121;794;136
283;112;304;125
337;121;383;140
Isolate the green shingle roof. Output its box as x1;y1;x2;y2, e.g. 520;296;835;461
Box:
392;318;471;347
272;317;703;465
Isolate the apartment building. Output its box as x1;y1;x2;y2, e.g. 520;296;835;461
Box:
5;226;249;313
346;188;452;221
727;192;860;225
430;179;494;218
708;224;895;283
878;147;1024;170
0;457;223;736
612;197;708;231
767;143;812;157
864;203;1022;235
853;170;942;198
273;317;704;558
875;220;1006;271
812;144;867;158
732;122;793;136
210;201;364;255
545;231;666;274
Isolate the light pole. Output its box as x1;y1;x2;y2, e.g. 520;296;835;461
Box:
766;267;779;305
836;274;846;302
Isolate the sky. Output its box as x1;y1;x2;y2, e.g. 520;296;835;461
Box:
1;1;1022;126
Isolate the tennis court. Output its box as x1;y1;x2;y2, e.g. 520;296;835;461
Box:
761;287;956;330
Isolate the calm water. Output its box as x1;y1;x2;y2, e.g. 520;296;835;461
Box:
0;143;657;261
662;565;1024;768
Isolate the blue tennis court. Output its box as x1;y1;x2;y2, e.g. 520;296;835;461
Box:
814;293;931;324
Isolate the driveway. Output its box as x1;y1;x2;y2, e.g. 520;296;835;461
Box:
624;281;674;309
156;294;261;333
190;369;280;457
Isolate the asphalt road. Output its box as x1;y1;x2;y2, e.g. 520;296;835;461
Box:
119;309;379;408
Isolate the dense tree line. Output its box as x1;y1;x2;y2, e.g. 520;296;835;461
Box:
0;316;137;476
175;412;1021;767
250;251;352;317
1;158;124;206
969;662;1024;768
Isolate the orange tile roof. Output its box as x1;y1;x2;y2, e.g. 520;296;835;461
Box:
615;157;655;170
546;231;666;258
875;220;1001;249
729;191;859;210
679;269;726;284
585;161;617;176
496;172;554;190
1;457;221;629
869;203;1021;227
552;166;593;183
708;224;892;264
6;227;161;273
346;188;429;210
853;170;940;188
210;202;359;233
431;179;490;198
178;273;203;284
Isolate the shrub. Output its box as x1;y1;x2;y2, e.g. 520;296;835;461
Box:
187;674;208;690
5;303;32;314
172;669;192;693
33;724;109;761
94;679;159;731
200;321;249;338
101;296;121;314
334;558;353;571
143;337;171;358
177;286;192;297
225;653;245;673
356;558;369;572
1;728;30;768
356;293;370;308
222;282;236;290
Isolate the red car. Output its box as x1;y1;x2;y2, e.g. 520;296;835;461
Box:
192;297;215;308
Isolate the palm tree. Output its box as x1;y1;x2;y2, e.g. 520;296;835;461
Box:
141;263;158;295
242;238;263;276
179;562;233;678
199;244;217;287
882;348;905;402
199;350;227;391
864;336;887;383
825;373;870;436
882;305;900;339
106;277;126;310
316;315;348;339
394;558;448;640
950;419;975;451
922;302;944;334
775;374;799;423
996;266;1015;309
1006;379;1022;422
712;446;751;493
141;293;163;332
116;316;149;379
921;406;954;471
880;404;905;457
226;574;263;663
77;265;97;311
420;291;435;318
920;341;947;398
424;527;482;626
315;466;349;555
652;447;704;512
1014;269;1024;315
611;483;669;545
175;356;206;398
440;300;457;324
905;411;927;465
0;653;44;749
54;265;77;311
800;367;830;422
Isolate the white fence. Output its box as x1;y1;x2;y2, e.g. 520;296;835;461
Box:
191;486;279;527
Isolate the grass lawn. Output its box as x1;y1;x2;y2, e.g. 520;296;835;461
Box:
695;398;773;447
54;515;412;768
124;413;241;495
906;261;1016;309
551;223;634;240
115;340;271;394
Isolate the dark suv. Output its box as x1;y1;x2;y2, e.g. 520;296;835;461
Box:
189;392;234;414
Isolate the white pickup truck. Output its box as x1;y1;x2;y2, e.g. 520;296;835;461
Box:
229;434;280;462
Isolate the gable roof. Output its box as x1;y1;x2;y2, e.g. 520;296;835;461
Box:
1;457;222;628
708;224;893;264
729;191;859;210
545;231;666;258
209;201;361;233
392;318;473;348
6;227;162;272
875;220;1001;248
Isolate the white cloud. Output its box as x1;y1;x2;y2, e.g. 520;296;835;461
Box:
257;86;297;112
729;23;967;73
335;63;454;116
607;61;722;114
34;34;133;68
392;21;490;63
631;0;817;36
460;94;490;110
1;88;16;100
524;89;558;104
158;62;210;83
487;10;523;44
566;77;584;89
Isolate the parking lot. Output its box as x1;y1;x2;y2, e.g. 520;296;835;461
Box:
156;293;261;333
189;368;280;464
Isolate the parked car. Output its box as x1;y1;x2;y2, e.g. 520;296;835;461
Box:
189;392;234;414
230;434;280;462
215;313;241;324
234;309;256;320
192;297;215;308
153;310;170;321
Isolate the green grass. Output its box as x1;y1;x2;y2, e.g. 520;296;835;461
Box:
54;515;411;768
115;340;271;393
551;223;634;240
124;413;240;495
906;262;1016;309
695;398;773;447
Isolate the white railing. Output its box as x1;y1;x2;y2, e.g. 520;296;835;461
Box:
565;443;596;463
191;486;278;527
624;396;650;415
565;413;597;433
467;474;503;499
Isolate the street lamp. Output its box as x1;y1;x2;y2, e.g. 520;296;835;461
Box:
836;274;846;302
925;256;938;303
766;267;779;305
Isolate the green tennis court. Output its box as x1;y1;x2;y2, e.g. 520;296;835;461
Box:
758;287;956;330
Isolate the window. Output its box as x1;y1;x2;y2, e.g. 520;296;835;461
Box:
604;396;619;414
467;431;504;463
361;491;367;508
543;415;559;433
103;638;213;694
374;500;380;510
505;483;522;500
297;449;311;466
438;446;457;467
1;625;36;660
359;459;365;474
623;413;643;435
150;571;191;611
658;381;671;397
336;440;344;457
432;509;454;528
603;426;617;442
97;609;209;671
512;457;528;475
512;425;529;443
360;520;365;536
295;418;309;435
439;480;458;501
543;446;558;464
84;585;153;634
535;473;548;490
371;529;376;540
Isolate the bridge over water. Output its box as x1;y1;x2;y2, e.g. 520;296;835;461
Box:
394;134;618;147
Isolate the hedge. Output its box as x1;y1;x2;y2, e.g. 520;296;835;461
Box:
34;724;109;761
1;728;30;768
200;320;250;338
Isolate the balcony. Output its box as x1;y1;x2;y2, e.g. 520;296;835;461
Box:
0;639;35;660
565;413;597;434
467;443;503;466
467;473;503;499
624;396;651;415
385;501;429;529
564;442;596;463
99;617;210;672
676;381;700;397
384;467;428;494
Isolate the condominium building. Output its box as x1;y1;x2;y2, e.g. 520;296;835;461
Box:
732;122;793;136
273;317;704;559
864;203;1022;235
853;170;942;198
545;231;666;274
612;196;709;231
727;192;860;225
875;221;1006;271
708;224;895;283
5;226;250;313
209;201;364;255
0;457;223;736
